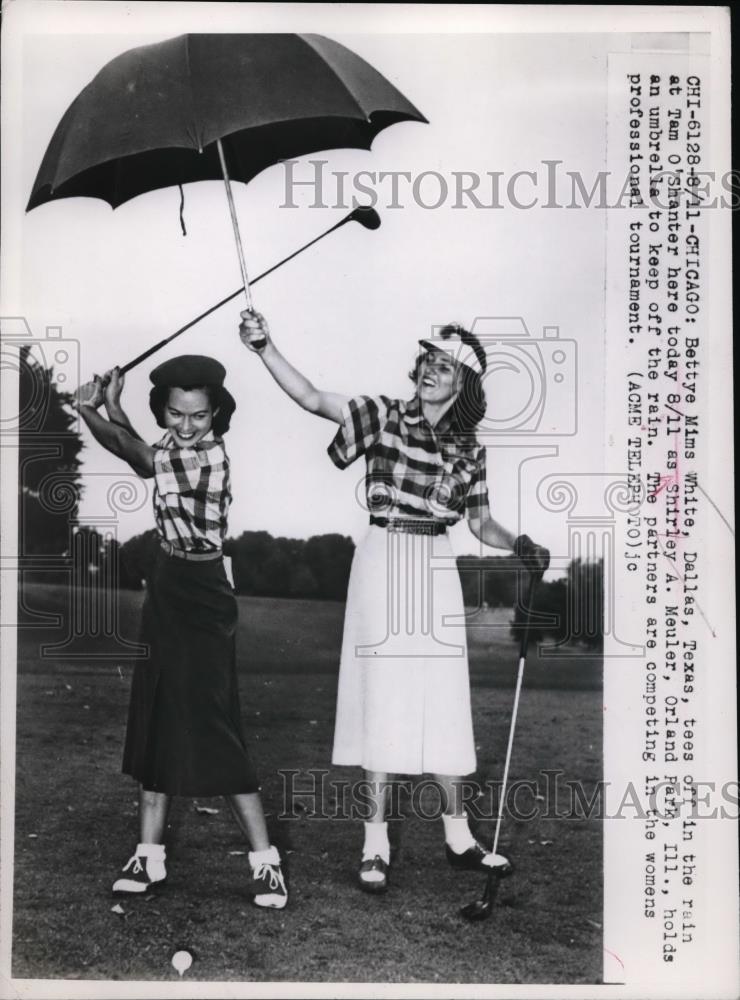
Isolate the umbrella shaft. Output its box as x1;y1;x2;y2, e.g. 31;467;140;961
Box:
217;139;253;311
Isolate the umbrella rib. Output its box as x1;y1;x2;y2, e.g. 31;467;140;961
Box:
112;153;127;208
299;35;370;122
183;34;202;151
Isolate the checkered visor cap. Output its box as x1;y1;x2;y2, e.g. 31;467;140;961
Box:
417;330;485;377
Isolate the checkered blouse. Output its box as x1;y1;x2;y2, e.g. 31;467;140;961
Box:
328;395;490;524
152;431;231;552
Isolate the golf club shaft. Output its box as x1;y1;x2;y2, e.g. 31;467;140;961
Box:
119;215;353;375
217;138;254;311
492;654;525;858
491;573;539;858
461;570;543;918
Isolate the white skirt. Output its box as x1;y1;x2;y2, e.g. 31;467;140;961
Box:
331;526;477;776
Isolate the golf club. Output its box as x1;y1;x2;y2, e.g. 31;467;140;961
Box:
118;205;381;375
459;566;544;922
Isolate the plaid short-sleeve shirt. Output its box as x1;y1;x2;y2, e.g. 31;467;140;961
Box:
152;431;231;552
328;395;490;524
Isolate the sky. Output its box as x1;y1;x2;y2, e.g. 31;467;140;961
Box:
4;4;631;574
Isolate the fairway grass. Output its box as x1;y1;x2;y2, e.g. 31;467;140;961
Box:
12;585;603;984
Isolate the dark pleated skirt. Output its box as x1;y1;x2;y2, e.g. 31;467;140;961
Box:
122;549;259;796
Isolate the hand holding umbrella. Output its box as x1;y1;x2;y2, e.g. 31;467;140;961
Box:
239;311;270;354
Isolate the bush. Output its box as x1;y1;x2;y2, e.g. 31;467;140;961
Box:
509;559;603;649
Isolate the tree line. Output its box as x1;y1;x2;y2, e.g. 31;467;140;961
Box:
17;346;603;647
118;528;356;601
26;517;605;649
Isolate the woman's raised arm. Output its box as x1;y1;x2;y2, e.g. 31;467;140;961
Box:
239;311;348;424
73;377;154;478
102;367;144;441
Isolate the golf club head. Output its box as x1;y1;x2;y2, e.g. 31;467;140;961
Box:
459;898;494;921
458;865;505;921
348;205;381;230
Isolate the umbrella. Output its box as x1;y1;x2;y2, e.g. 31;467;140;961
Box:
27;33;426;312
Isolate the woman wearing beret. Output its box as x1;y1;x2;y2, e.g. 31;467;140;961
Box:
238;312;549;893
73;355;287;909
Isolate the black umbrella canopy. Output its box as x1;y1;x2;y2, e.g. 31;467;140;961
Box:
27;33;427;210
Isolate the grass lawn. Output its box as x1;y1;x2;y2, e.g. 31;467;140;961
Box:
12;584;603;985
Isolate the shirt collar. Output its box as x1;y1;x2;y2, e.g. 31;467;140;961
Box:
403;395;455;435
403;396;424;425
403;395;479;456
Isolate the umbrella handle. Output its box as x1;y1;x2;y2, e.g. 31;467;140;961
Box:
216;139;254;312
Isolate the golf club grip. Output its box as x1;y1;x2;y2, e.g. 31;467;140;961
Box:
119;287;244;375
518;574;539;660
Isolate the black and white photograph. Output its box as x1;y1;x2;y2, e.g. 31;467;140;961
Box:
1;3;736;997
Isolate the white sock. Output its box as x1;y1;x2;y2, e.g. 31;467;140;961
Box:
249;845;280;868
136;842;166;881
362;821;390;863
442;814;477;854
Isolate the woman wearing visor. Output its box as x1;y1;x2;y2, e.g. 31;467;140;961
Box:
239;312;548;893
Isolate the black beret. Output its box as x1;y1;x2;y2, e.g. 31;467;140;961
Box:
149;355;226;388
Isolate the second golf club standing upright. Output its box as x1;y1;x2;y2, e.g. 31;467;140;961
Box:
460;541;550;922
